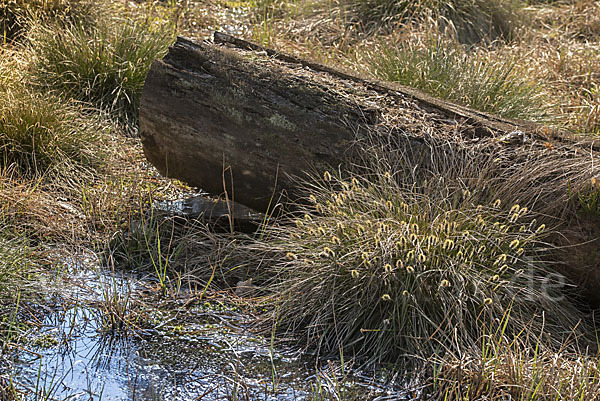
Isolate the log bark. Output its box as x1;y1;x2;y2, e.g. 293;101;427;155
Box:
139;33;569;212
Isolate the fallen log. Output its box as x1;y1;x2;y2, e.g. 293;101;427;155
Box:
139;33;560;212
139;33;600;304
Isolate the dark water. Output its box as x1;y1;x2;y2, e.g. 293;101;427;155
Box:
11;267;403;400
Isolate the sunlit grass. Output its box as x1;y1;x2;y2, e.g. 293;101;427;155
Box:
0;0;101;44
253;0;523;44
0;84;103;177
431;316;600;400
29;17;175;126
366;36;551;121
343;0;522;43
1;0;600;399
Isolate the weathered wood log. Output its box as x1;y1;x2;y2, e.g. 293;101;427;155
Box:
139;33;569;212
139;33;600;304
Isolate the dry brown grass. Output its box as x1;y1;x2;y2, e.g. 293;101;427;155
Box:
0;140;156;245
432;332;600;400
481;2;600;134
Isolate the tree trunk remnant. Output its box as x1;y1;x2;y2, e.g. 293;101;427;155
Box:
139;33;565;212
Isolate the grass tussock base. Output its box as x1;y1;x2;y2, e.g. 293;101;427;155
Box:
429;326;600;400
0;85;103;177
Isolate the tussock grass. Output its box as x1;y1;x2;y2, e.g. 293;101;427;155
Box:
29;18;175;126
340;0;522;44
465;2;600;134
366;36;550;121
1;0;599;399
0;84;103;177
0;0;191;392
0;46;108;179
252;0;522;44
0;47;25;90
0;0;100;43
0;11;172;241
259;135;589;367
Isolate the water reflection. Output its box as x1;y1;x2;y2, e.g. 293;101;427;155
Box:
12;270;314;400
13;269;400;400
17;306;138;400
